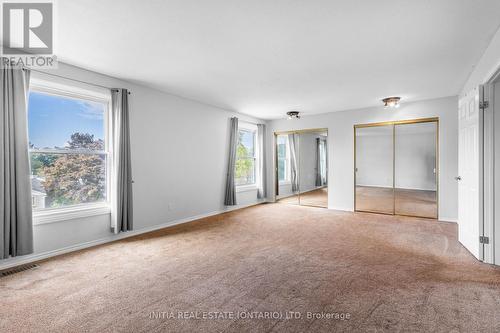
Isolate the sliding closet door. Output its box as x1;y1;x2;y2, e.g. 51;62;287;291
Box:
355;125;394;214
394;122;437;218
298;131;328;208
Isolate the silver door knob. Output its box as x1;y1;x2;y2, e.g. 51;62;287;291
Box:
455;176;462;181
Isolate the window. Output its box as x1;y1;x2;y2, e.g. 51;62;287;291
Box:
27;78;111;214
235;124;257;186
277;135;290;183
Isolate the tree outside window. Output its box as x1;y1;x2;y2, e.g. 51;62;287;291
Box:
235;128;256;186
28;90;109;210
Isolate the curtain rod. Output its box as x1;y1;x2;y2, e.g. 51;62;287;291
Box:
23;67;131;94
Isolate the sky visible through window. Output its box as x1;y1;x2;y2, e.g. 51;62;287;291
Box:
28;91;105;149
239;129;255;155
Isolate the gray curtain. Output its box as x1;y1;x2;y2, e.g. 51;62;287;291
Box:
224;117;238;206
288;134;299;192
111;89;133;232
257;124;266;199
315;138;322;186
1;65;33;259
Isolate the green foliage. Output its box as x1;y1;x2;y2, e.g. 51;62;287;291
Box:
235;132;254;184
30;153;57;175
236;144;252;180
67;132;104;150
33;132;106;207
42;154;105;206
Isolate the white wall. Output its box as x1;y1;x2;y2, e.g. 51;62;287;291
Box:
266;96;458;221
462;26;500;94
1;62;265;268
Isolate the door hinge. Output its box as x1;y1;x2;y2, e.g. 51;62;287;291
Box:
480;236;489;244
480;101;489;109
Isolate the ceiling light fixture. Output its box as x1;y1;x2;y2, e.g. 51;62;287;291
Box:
287;111;300;119
382;97;401;108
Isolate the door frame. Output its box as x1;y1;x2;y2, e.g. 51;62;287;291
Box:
273;128;329;207
483;67;500;264
353;117;440;219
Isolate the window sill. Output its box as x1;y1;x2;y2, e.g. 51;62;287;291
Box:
33;204;111;225
279;180;291;185
236;185;258;193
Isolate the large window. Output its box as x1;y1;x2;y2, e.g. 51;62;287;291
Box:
235;124;257;186
277;135;290;183
28;81;111;212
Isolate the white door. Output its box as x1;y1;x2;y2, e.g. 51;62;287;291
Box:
457;86;484;260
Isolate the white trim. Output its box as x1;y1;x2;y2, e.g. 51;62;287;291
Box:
236;123;258;188
33;204;111;225
438;217;458;223
330;206;351;212
30;71;111;101
0;200;265;271
28;75;114;223
483;83;494;264
238;121;258;132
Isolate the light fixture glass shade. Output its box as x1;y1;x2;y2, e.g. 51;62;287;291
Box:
382;97;401;108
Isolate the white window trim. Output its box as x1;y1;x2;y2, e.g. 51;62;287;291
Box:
236;121;259;188
33;203;111;225
29;73;113;224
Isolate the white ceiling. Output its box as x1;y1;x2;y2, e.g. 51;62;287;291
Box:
53;1;500;119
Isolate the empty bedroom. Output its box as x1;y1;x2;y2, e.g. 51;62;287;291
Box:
2;1;500;332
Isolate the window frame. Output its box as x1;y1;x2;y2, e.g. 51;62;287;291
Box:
28;75;113;225
235;122;258;191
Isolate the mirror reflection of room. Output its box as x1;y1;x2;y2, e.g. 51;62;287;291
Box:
276;130;328;208
355;120;438;219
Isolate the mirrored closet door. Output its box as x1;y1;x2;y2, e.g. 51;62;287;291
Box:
276;133;299;205
355;125;394;214
354;119;438;219
275;129;328;208
394;122;437;218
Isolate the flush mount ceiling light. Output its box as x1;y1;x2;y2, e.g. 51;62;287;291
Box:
382;97;401;108
287;111;300;119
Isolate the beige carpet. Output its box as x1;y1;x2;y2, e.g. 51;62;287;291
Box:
356;186;437;218
1;203;500;332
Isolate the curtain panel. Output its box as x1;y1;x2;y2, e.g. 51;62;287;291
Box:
224;117;238;206
111;88;133;232
1;64;33;258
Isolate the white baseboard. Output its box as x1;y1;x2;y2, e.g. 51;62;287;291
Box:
0;200;265;271
438;217;458;223
329;206;353;212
